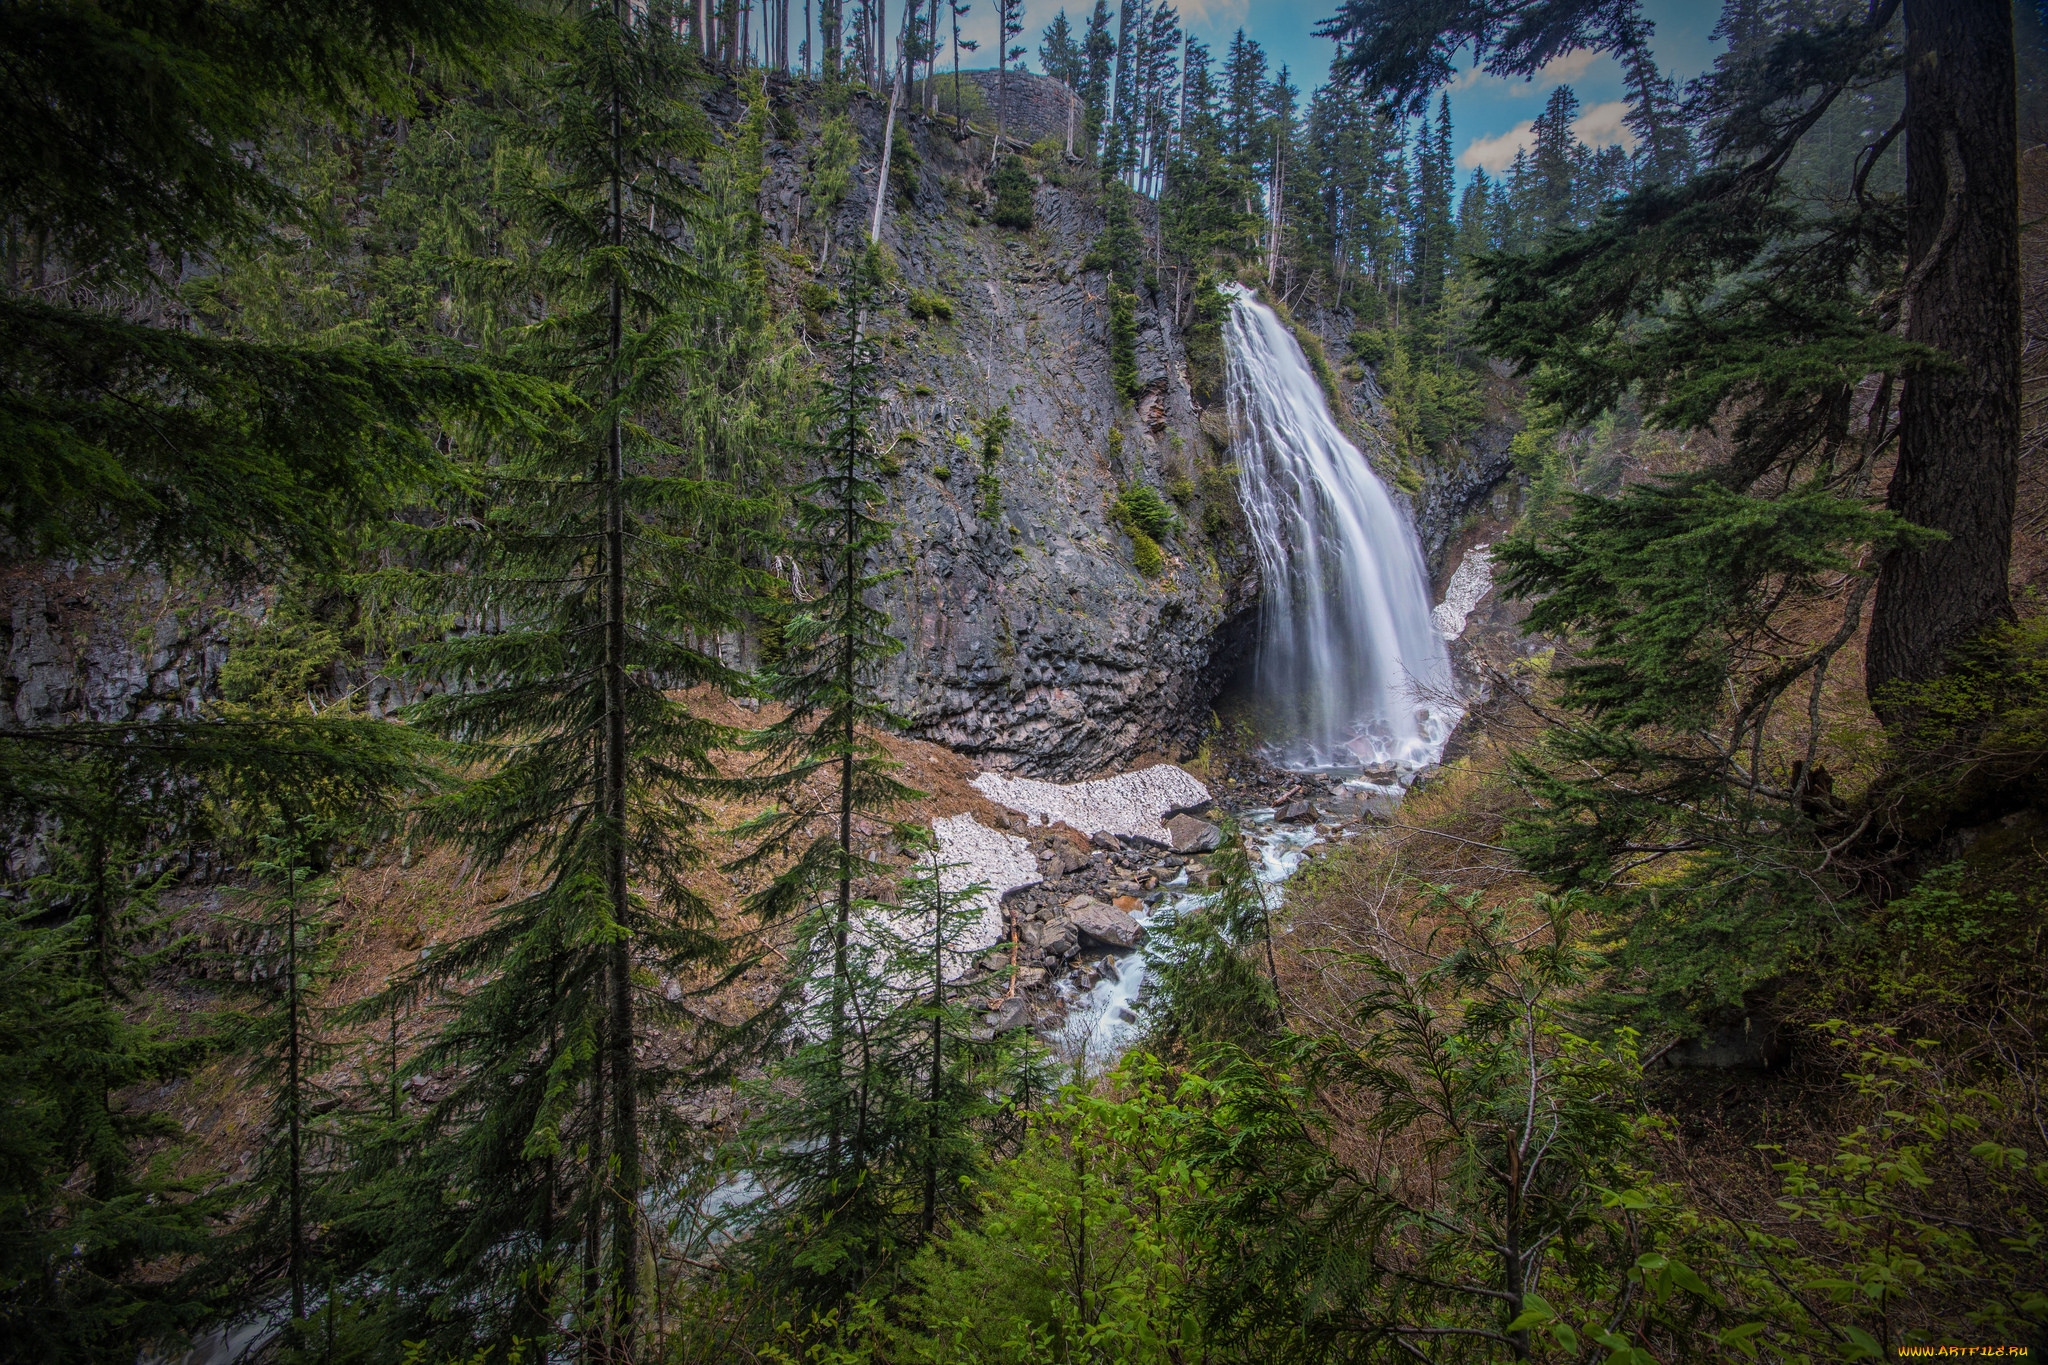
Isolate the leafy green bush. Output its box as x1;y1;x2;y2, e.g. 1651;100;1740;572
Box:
990;155;1034;230
905;288;953;321
1109;282;1141;399
1129;529;1165;576
798;281;837;314
1348;327;1391;365
1112;483;1175;540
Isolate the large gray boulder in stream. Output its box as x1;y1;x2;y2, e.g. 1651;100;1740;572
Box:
1063;896;1146;949
1166;813;1223;853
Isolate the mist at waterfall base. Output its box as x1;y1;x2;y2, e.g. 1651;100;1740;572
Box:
1220;284;1460;775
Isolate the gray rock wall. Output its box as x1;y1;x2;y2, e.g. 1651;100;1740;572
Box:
777;88;1259;775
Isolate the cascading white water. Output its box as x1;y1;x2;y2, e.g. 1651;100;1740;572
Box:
1222;283;1460;771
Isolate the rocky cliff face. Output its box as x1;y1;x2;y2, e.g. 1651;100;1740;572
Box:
3;72;1518;783
766;81;1264;777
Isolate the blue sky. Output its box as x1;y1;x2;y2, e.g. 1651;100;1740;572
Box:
916;0;1728;184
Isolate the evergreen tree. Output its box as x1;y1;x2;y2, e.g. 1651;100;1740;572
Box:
0;906;221;1362
1039;9;1082;90
372;6;754;1351
1143;818;1284;1049
1455;166;1495;259
1529;83;1582;237
1407;93;1456;315
741;241;924;1212
223;832;345;1336
740;844;1018;1299
1222;30;1269;199
1080;0;1117;154
1616;11;1693;188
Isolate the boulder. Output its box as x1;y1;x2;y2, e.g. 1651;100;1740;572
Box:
1166;813;1223;853
984;996;1033;1032
1277;800;1317;823
1040;919;1081;957
1065;898;1145;947
1090;830;1125;852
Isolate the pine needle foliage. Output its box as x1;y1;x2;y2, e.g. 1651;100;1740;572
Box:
1493;477;1932;1027
372;3;760;1351
738;241;922;960
0;909;224;1363
1179;894;1695;1364
738;846;1033;1304
1144;818;1283;1051
216;830;347;1332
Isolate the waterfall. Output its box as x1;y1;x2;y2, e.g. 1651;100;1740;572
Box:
1222;284;1460;771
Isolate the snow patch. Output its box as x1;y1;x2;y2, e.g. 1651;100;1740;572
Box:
1433;545;1494;640
970;764;1211;845
929;813;1041;955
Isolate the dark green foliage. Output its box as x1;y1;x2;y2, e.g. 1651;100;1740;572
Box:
0;0;532;293
990;155;1035;230
0;296;547;579
217;832;344;1327
0;911;222;1363
801;280;841;313
1179;272;1230;404
1501;479;1924;734
1109;283;1142;399
905;288;954;320
1346;327;1390;366
364;7;751;1352
1492;477;1931;1024
1110;482;1174;575
975;406;1012;521
738;848;1038;1303
1180;896;1714;1363
1143;819;1282;1050
1111;483;1175;540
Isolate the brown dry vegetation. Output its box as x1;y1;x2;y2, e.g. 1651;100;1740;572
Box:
130;686;1026;1185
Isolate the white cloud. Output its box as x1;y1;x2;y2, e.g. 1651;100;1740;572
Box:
1459;120;1536;171
1173;0;1249;25
1570;99;1638;150
1460;99;1640;170
1535;49;1604;84
1446;47;1617;99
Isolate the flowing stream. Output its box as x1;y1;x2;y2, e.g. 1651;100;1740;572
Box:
1222;284;1460;771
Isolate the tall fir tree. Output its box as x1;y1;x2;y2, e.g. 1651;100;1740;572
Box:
1080;0;1117;154
739;242;924;1232
370;5;758;1352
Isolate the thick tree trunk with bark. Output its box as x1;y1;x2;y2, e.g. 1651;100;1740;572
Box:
1867;0;2021;710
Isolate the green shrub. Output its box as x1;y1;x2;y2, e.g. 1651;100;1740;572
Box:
932;465;951;480
890;123;920;169
1168;476;1195;506
799;281;837;314
1129;528;1165;576
1113;483;1176;540
1109;282;1141;399
1348;327;1391;365
990;155;1034;230
905;289;954;321
975;407;1012;519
